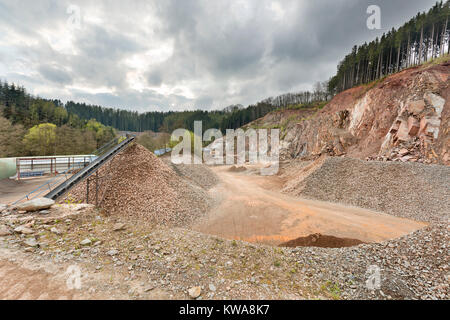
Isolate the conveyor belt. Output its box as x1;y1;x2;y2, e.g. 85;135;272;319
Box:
44;135;135;200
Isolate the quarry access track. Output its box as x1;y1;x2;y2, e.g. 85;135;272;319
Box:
192;165;427;246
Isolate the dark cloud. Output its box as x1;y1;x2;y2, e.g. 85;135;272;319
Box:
0;0;440;111
38;64;72;85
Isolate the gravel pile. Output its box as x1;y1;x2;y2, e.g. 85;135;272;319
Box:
162;159;219;190
64;144;213;227
289;222;449;299
281;156;449;299
283;157;450;223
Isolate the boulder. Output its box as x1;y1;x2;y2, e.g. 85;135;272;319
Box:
113;223;126;231
389;120;401;134
80;239;92;246
50;227;61;235
419;117;428;135
23;238;39;247
107;249;119;256
424;93;445;116
0;225;12;236
14;226;34;234
395;120;410;142
188;286;202;299
407;117;420;136
407;100;425;115
16;198;55;212
0;204;7;212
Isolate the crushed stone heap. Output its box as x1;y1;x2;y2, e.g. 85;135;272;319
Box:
282;156;450;223
64;144;212;227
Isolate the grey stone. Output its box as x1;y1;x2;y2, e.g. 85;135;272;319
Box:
16;198;55;212
0;225;12;236
80;239;92;246
14;226;34;234
113;223;126;231
50;227;62;235
23;238;39;247
188;286;202;299
107;249;119;256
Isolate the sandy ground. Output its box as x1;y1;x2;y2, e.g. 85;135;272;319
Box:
0;247;147;300
0;162;439;300
0;258;79;300
192;166;427;245
0;176;72;205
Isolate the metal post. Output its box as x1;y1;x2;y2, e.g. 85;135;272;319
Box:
17;159;20;180
95;171;99;207
86;177;90;203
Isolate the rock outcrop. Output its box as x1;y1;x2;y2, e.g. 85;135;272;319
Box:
279;59;450;165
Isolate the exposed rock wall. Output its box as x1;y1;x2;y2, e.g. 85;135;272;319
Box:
281;60;450;165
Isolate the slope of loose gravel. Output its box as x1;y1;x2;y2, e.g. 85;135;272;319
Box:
280;157;449;299
64;144;213;227
283;157;450;223
162;158;220;190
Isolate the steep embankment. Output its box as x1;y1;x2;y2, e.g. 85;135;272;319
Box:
281;156;450;223
273;58;450;165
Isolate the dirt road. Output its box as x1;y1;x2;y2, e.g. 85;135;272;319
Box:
192;166;427;245
0;259;79;300
0;176;70;205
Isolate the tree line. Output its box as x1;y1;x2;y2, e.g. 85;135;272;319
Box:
0;76;332;158
61;86;331;134
329;1;450;94
0;81;116;157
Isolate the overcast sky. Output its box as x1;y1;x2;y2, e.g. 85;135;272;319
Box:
0;0;439;112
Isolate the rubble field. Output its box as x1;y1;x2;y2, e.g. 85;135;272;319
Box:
0;144;448;300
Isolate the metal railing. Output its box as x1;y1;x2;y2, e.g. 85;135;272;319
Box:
11;135;133;205
44;134;135;201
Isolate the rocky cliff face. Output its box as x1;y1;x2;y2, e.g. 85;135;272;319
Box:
281;58;450;165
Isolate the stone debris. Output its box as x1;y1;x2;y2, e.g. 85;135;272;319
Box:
23;238;39;247
368;137;434;164
188;286;202;299
14;226;34;235
107;249;119;256
113;223;126;232
0;225;12;236
50;227;61;235
80;239;92;246
208;284;216;292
